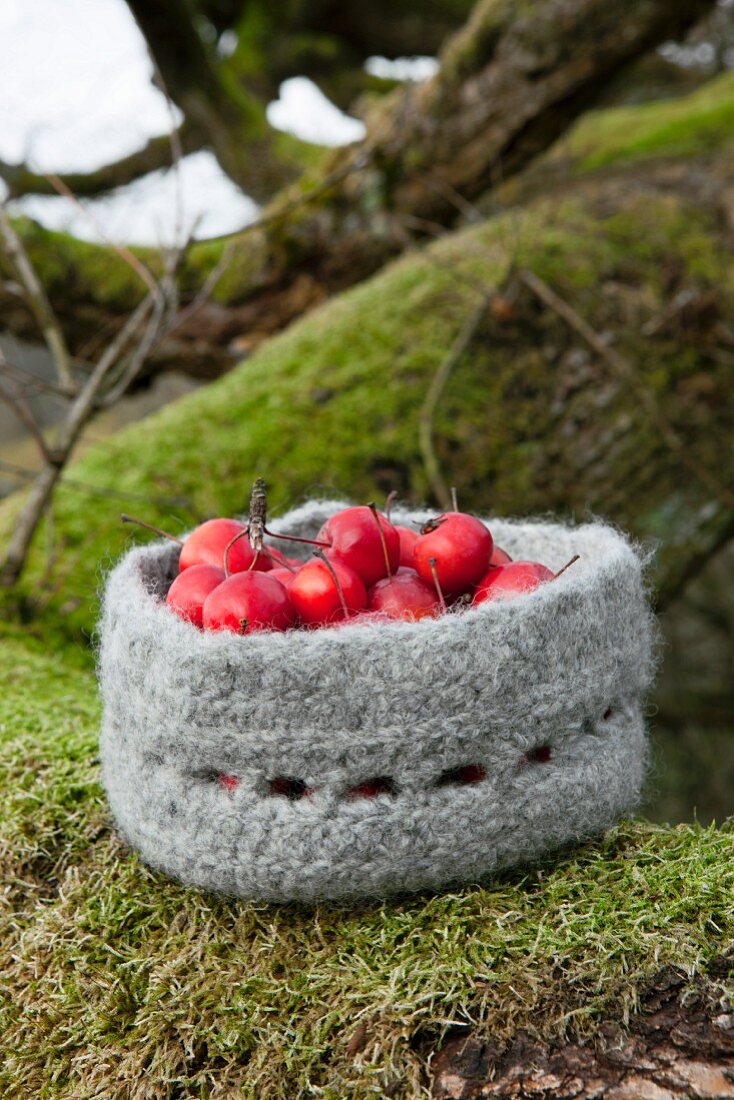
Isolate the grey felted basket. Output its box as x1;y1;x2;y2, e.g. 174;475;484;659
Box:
98;500;656;903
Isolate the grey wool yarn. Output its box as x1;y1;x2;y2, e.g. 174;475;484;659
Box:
98;501;657;903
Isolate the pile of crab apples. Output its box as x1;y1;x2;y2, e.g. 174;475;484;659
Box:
129;489;574;636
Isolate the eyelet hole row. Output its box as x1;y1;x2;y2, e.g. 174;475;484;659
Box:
214;748;553;799
211;703;615;800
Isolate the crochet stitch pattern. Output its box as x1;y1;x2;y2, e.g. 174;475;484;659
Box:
98;501;656;902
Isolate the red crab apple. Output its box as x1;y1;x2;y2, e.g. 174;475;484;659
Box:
395;525;419;568
413;512;493;597
264;547;302;570
269;565;297;590
368;567;439;621
290;556;367;625
473;561;554;604
165;564;224;628
202;572;294;633
317;506;400;586
179;518;271;574
490;544;512;566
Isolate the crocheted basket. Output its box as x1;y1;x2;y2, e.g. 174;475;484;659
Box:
98;501;656;903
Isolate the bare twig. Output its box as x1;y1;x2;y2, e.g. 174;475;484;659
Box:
99;292;165;407
0;458;189;507
121;514;183;543
554;554;580;579
519;268;734;509
100;192;191;408
166;241;234;336
0;204;76;394
418;295;490;510
92;293;156;393
0;355;72;398
44;174;161;298
0;102;206;588
225;141;378;243
0;370;53;463
423;173;484;224
0;286;171;585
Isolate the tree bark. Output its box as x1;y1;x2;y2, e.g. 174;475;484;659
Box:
124;0;315;202
431;964;734;1099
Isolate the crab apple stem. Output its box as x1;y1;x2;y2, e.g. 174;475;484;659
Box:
223;527;249;577
428;556;447;612
385;490;398;521
120;514;183;545
422;515;445;535
554;554;580;579
248;477;267;553
450;486;459;511
368;501;392;578
314;548;349;619
263;528;331;549
264;545;298;572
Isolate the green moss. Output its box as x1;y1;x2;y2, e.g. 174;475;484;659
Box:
564;70;734;172
0;637;731;1097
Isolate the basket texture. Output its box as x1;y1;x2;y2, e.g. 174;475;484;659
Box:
98;501;656;902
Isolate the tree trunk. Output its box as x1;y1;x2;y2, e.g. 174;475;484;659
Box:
132;0;318;201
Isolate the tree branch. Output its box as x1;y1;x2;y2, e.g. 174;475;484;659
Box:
44;175;162;298
0;204;76;394
0;122;203;201
0;364;53;465
419;295;490;509
0;291;163;587
126;0;318;202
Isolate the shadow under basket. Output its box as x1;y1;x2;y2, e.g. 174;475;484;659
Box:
98;501;656;903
